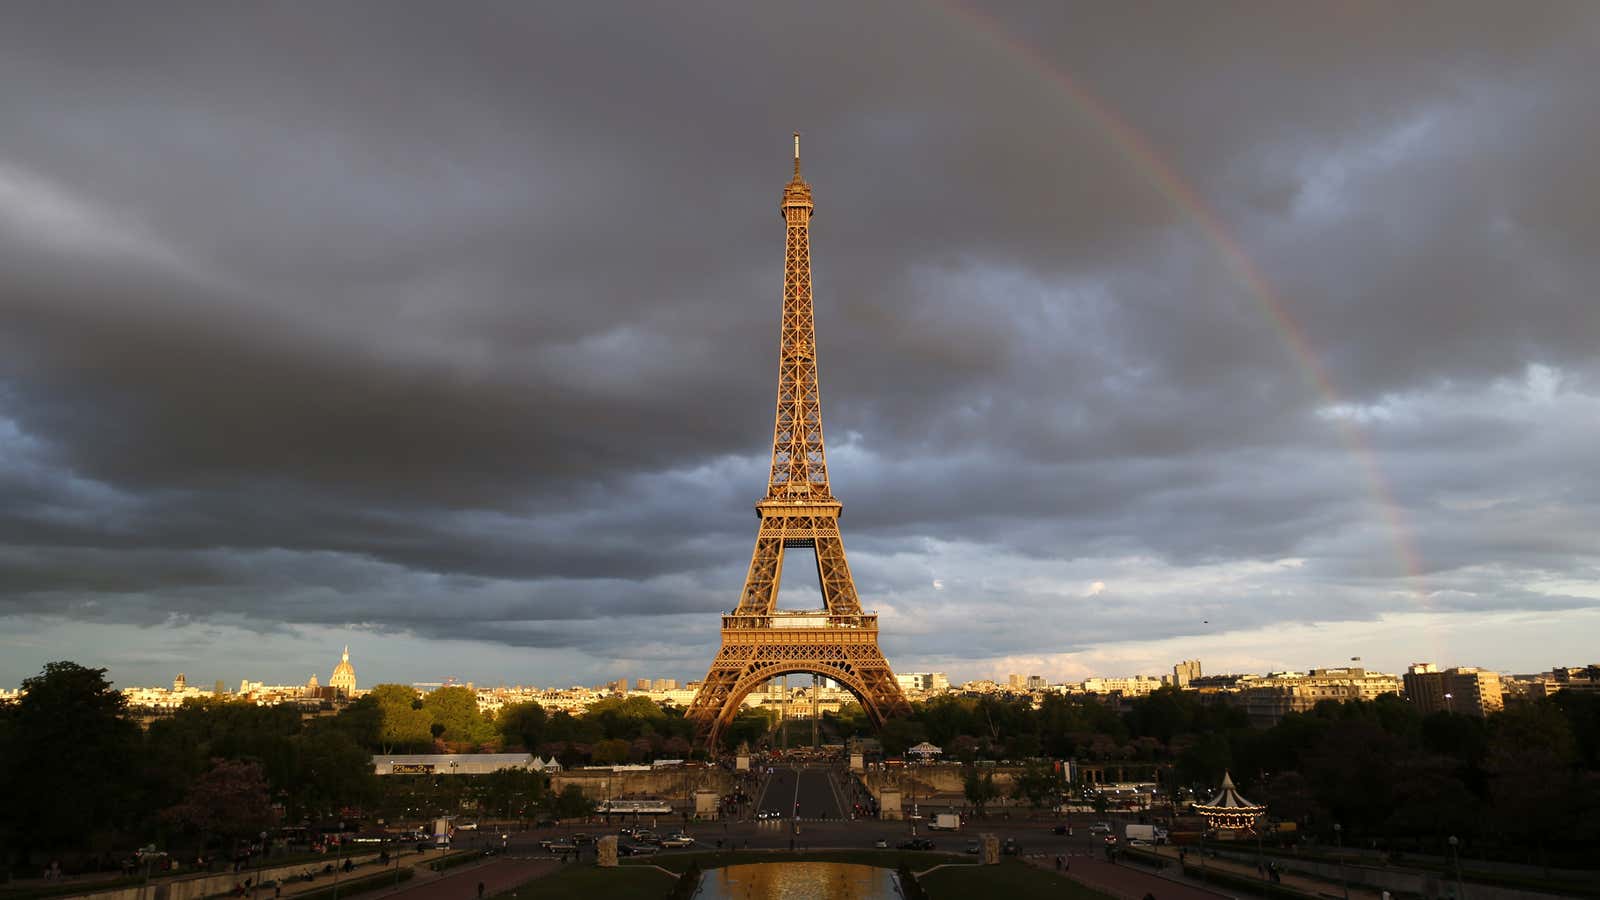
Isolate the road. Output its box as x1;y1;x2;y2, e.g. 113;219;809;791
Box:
753;765;846;821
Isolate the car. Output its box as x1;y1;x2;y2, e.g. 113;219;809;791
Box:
545;840;577;854
660;835;695;849
1052;824;1069;835
965;840;981;855
534;819;557;828
620;843;658;856
873;839;889;848
456;822;479;831
573;833;593;845
1088;822;1111;835
899;839;935;851
632;830;656;843
1002;839;1020;856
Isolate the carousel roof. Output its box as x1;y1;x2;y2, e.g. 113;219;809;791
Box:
907;742;943;755
1194;771;1264;812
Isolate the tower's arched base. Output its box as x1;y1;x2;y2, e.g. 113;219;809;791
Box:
686;614;910;750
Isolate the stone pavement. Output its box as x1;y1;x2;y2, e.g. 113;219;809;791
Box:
374;859;557;900
1026;852;1230;900
1145;844;1384;900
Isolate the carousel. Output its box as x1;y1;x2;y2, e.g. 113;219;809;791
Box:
1192;771;1266;833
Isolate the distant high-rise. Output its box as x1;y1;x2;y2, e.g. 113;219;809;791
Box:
1026;675;1047;691
652;678;677;691
637;678;651;691
173;673;187;692
329;646;357;696
1174;659;1202;688
1008;674;1025;690
1404;663;1503;717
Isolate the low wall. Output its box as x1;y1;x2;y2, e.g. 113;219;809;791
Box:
551;766;733;804
74;851;403;900
861;765;1021;802
1206;846;1580;900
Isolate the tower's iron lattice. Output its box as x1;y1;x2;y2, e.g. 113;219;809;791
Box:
687;135;911;749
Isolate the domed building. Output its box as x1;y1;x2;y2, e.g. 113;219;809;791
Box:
329;646;357;697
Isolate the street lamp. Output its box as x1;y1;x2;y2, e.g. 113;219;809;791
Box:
254;831;267;899
1449;835;1466;900
331;822;345;900
1334;823;1348;900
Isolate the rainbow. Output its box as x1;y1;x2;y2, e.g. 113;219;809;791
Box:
938;4;1430;607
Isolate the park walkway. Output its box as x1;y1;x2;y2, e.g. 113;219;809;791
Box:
1144;845;1385;900
1026;852;1229;900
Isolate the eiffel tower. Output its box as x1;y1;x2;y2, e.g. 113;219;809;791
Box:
687;134;911;749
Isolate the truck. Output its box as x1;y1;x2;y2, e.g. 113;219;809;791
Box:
1124;824;1168;844
929;813;962;831
433;818;453;848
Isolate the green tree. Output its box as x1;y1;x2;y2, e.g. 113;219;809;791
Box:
424;686;496;747
480;768;547;820
289;726;379;822
592;738;631;765
0;662;140;863
1011;761;1063;810
369;684;433;752
545;784;594;820
962;767;999;816
498;701;548;751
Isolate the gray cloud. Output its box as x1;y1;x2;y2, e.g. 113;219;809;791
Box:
3;1;1598;686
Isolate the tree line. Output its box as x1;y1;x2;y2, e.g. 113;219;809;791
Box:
847;687;1600;865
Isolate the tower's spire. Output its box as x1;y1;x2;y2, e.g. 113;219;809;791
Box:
793;131;801;178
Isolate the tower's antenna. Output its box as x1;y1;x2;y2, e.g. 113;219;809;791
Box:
793;131;801;177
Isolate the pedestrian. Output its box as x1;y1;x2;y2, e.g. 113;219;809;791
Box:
1055;855;1063;871
477;881;485;900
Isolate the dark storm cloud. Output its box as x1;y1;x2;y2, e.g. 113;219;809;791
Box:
3;1;1598;683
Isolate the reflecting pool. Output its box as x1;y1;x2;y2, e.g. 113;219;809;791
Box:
694;861;900;899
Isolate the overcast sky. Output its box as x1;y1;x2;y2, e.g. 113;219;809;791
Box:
3;2;1598;692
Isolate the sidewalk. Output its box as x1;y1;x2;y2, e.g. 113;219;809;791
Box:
1146;845;1384;900
1024;852;1229;900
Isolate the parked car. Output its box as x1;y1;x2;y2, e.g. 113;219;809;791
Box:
899;839;935;851
660;835;695;849
534;819;557;828
965;840;981;855
619;843;658;856
1052;824;1070;835
1002;838;1019;856
545;840;577;854
873;839;889;848
1088;822;1112;835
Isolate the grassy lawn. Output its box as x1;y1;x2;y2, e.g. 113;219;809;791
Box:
488;865;676;900
624;848;965;874
919;860;1115;900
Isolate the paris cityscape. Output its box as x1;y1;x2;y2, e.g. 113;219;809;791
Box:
4;4;1599;900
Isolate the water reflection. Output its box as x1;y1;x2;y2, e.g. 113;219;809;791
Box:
694;861;899;899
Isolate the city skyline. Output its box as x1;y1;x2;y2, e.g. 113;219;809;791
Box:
4;5;1600;689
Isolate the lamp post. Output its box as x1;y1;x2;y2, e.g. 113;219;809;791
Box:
1449;835;1466;900
254;831;267;899
1334;823;1348;900
331;822;345;900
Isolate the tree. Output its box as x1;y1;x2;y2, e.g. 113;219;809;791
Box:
424;686;497;748
0;662;140;863
480;768;546;820
592;738;631;765
165;759;276;854
545;784;594;820
963;768;999;816
369;684;433;752
1011;761;1063;810
498;701;548;751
